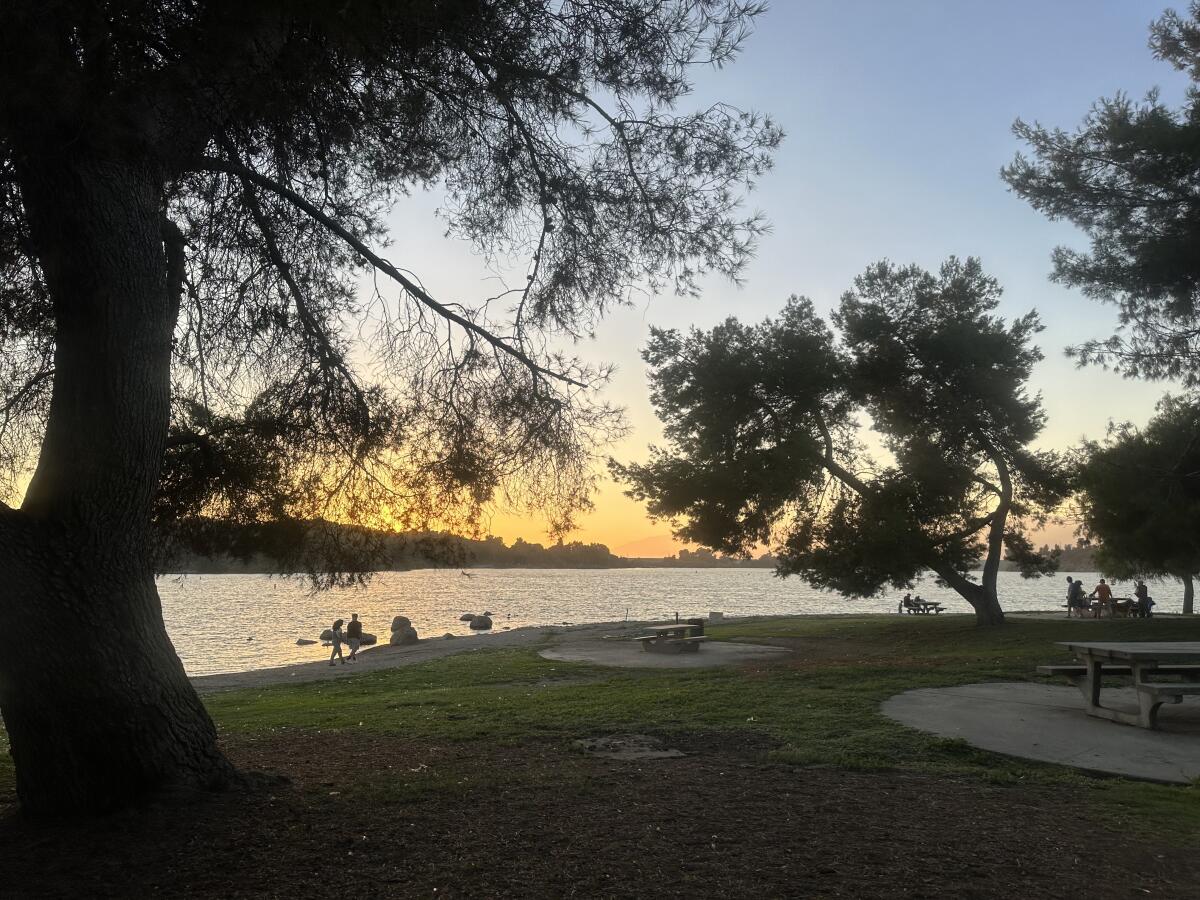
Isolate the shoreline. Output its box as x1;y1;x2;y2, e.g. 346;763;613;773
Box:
190;619;642;692
187;609;1117;691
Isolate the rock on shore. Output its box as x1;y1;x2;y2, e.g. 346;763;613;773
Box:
390;615;419;646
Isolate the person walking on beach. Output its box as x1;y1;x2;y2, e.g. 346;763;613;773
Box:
329;618;346;666
346;613;363;662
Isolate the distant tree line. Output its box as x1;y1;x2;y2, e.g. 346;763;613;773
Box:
164;519;775;573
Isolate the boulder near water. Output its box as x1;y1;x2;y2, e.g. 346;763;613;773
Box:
389;615;419;646
296;638;318;646
469;615;493;631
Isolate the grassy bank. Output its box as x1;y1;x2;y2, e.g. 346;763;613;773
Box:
189;614;1200;836
5;614;1200;898
3;614;1200;833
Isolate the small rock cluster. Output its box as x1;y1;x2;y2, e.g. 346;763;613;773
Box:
390;615;419;646
461;611;493;630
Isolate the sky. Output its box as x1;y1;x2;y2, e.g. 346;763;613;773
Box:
379;1;1191;556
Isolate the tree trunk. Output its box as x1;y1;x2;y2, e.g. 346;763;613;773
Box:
937;566;1006;626
967;445;1012;628
0;154;233;816
1184;573;1195;616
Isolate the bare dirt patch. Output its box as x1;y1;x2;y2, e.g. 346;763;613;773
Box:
2;730;1196;899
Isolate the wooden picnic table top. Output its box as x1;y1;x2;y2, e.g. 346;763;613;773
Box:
1058;641;1200;661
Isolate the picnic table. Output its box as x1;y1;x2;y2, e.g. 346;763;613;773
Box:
633;621;708;654
1039;641;1200;729
898;598;944;615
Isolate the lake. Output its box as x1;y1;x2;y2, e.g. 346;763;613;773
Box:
158;568;1178;676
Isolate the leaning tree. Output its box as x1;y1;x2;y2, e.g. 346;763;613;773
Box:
0;2;780;815
1077;394;1200;614
615;258;1068;626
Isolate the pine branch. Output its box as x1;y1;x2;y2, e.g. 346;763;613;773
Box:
195;156;588;389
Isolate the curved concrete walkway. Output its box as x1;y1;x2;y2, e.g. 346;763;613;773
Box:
882;682;1200;783
539;638;790;669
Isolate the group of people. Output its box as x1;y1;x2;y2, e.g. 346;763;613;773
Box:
1064;576;1155;618
328;613;365;665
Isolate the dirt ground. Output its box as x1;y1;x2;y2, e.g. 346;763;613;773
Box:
2;730;1196;899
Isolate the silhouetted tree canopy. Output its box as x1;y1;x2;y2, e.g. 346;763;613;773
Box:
1003;4;1200;384
0;0;781;582
0;1;780;816
615;258;1068;625
1077;393;1200;613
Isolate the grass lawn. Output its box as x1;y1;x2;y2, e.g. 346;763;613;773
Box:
199;614;1200;831
3;614;1200;898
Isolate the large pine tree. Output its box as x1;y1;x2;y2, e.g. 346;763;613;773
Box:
0;1;779;816
616;259;1067;625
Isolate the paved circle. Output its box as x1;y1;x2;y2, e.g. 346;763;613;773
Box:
882;682;1200;783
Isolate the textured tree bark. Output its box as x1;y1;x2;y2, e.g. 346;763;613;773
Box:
0;155;234;816
936;566;1005;627
1183;573;1195;616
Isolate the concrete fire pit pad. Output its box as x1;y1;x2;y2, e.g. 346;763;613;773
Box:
540;639;790;669
882;682;1200;784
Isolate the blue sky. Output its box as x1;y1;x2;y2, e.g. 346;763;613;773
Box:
380;1;1190;552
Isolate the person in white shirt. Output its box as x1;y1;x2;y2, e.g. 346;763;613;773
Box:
329;619;345;666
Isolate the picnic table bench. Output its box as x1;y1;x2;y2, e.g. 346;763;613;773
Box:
898;599;944;615
633;622;708;654
1062;597;1141;618
1039;642;1200;729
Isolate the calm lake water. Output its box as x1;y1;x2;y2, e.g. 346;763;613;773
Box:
158;568;1183;676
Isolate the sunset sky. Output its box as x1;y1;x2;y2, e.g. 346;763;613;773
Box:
380;1;1187;557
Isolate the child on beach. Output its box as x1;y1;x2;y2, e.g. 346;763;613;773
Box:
329;619;346;666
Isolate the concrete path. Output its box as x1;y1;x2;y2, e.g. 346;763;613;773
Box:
539;638;791;669
882;682;1200;783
